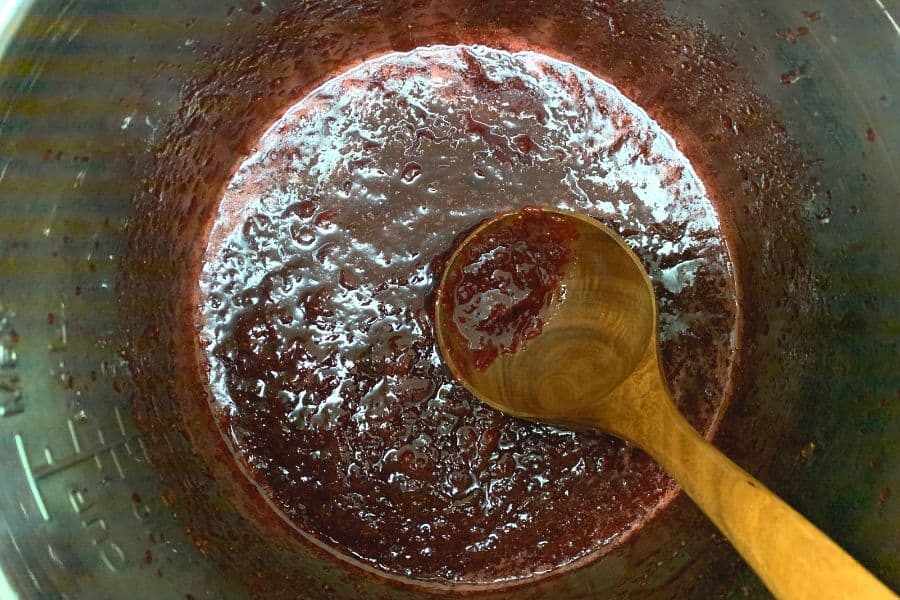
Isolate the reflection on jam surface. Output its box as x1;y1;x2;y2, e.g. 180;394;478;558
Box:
441;207;579;371
199;46;737;583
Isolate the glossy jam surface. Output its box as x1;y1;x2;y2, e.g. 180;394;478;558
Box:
441;207;579;371
198;46;738;584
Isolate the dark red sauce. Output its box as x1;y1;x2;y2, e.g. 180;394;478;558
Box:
441;207;578;371
195;46;738;584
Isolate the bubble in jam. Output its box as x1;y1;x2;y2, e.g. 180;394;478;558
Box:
199;45;738;584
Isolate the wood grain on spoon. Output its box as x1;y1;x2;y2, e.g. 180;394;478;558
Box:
434;206;896;600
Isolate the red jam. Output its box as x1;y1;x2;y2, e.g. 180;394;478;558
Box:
441;207;579;370
196;46;738;584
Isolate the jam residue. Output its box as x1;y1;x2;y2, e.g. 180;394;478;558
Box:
441;207;578;370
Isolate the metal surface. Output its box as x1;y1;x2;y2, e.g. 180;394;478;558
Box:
0;4;249;597
0;1;898;598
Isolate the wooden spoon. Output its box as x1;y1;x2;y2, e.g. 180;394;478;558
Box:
434;206;895;600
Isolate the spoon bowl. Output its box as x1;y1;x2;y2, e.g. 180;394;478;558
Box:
435;209;657;431
434;206;895;600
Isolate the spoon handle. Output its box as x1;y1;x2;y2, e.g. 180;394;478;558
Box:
637;397;896;600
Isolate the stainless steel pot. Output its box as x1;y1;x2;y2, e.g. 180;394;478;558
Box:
0;1;897;598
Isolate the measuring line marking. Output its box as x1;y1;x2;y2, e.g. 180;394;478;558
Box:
14;433;50;522
14;406;147;522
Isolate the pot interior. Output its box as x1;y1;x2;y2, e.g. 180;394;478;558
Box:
0;1;897;598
